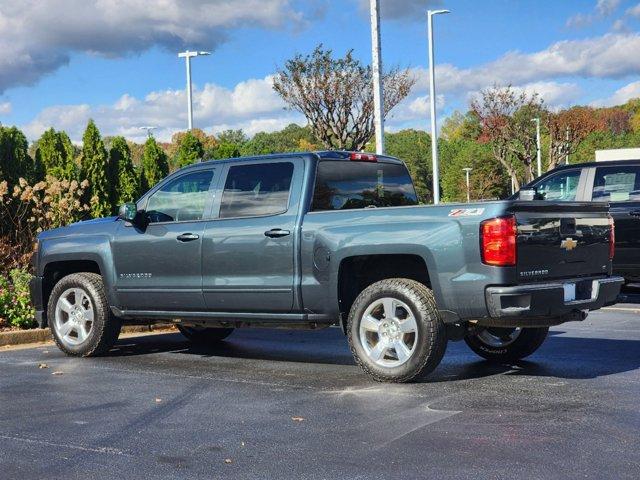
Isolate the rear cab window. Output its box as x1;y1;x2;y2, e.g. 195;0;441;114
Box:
311;160;418;211
592;165;640;202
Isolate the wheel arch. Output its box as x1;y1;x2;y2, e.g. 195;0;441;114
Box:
40;255;112;327
336;252;435;334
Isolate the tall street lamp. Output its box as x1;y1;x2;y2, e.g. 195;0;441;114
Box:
178;50;211;131
532;117;541;177
427;9;449;204
369;0;385;154
139;126;157;138
463;167;472;203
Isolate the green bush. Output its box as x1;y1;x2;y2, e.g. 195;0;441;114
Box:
0;269;36;329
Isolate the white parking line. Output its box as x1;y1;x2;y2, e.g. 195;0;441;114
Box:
0;433;130;456
603;307;640;313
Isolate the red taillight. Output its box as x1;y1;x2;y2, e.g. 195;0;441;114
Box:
481;216;517;266
609;216;615;260
350;153;377;162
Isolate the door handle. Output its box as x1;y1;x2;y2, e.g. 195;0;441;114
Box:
176;233;200;242
264;228;291;238
630;210;640;217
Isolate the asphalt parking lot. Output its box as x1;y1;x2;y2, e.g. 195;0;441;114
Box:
1;300;639;480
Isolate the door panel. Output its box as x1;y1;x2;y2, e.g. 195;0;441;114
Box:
591;165;640;281
202;215;296;312
202;160;300;313
610;202;640;280
113;221;206;310
112;169;216;311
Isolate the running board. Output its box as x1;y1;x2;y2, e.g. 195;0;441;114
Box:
111;307;334;326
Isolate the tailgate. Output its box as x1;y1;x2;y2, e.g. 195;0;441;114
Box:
510;201;611;282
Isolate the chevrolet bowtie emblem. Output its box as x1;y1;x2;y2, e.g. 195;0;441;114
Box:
561;237;578;251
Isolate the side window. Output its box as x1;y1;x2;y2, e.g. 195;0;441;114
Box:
592;166;640;202
219;162;294;219
534;169;581;201
145;170;214;223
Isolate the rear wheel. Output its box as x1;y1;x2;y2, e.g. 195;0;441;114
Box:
347;278;447;383
178;325;234;344
464;327;548;362
48;272;121;357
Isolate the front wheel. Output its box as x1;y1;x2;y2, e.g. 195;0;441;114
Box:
464;327;549;362
347;278;447;383
48;272;121;357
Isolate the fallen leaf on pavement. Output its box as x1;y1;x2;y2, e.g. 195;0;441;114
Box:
38;363;48;369
291;416;305;422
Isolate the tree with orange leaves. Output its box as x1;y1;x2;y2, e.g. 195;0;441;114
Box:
471;85;545;190
546;106;606;171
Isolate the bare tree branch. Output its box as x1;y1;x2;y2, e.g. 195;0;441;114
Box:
273;45;415;151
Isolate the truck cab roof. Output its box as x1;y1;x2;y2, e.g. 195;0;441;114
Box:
191;151;404;171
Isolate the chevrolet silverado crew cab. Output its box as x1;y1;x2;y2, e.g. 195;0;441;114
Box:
517;159;640;284
30;151;623;382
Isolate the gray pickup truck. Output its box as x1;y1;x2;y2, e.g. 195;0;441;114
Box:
30;151;623;382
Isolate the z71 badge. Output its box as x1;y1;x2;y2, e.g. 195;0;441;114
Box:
448;208;485;217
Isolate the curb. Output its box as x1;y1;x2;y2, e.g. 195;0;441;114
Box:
0;324;176;348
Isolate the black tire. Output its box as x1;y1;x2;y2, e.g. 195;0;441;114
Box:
47;272;121;357
347;278;447;383
464;327;549;362
177;325;234;344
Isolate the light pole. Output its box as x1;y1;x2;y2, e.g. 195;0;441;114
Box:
427;9;449;204
139;126;157;138
369;0;384;154
565;126;570;164
532;117;541;177
178;50;211;131
463;167;472;203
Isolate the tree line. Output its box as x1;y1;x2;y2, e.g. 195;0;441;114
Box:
2;92;640;219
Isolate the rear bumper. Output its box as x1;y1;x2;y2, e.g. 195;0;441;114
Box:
483;276;624;327
29;276;47;328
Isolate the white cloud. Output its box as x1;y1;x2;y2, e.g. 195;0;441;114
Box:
591;80;640;106
566;0;620;28
597;0;621;16
612;19;628;32
626;3;640;17
511;82;582;109
20;75;303;142
0;0;306;92
566;13;594;29
0;101;11;115
409;33;640;97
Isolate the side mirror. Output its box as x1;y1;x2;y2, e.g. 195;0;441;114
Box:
518;188;537;201
118;202;139;222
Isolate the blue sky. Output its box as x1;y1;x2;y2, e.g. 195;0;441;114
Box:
1;0;640;142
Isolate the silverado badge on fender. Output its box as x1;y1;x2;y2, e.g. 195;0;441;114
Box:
561;238;578;251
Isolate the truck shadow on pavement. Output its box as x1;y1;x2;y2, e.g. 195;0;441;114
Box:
107;327;640;383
